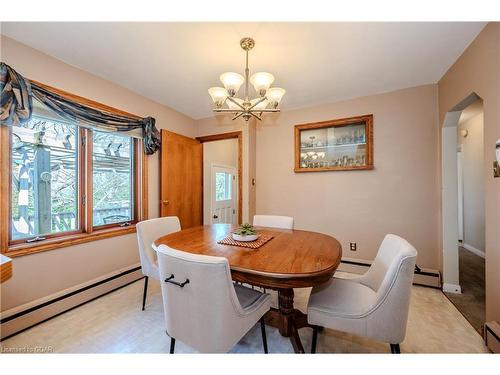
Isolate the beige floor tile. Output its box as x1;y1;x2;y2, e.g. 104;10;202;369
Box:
0;273;489;354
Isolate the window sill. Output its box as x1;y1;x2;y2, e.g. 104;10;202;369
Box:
6;225;137;258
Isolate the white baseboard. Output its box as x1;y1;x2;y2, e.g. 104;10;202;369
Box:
462;243;485;258
443;283;462;294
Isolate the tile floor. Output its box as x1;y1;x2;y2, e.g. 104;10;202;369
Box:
0;272;489;354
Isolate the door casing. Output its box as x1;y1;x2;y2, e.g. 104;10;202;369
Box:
197;131;243;225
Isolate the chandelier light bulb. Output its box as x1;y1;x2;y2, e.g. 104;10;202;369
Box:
208;87;228;107
208;38;284;122
220;72;244;97
266;87;286;108
250;72;275;96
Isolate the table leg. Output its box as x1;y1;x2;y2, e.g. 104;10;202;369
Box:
289;323;305;354
262;288;316;353
278;288;305;353
277;288;295;336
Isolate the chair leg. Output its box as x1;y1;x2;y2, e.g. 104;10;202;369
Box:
390;344;400;354
260;317;268;354
141;276;149;311
311;326;318;354
170;337;176;354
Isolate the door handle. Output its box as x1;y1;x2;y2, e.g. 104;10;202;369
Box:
213;214;218;219
162;200;170;205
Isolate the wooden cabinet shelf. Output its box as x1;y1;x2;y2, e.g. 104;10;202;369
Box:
300;142;367;151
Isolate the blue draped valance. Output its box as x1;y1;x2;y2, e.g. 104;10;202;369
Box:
0;62;160;155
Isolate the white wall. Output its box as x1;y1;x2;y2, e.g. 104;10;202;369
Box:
458;111;485;253
202;139;239;224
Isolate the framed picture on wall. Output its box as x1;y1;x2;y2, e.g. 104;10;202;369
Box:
294;114;374;172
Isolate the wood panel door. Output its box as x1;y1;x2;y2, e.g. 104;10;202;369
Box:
160;130;202;229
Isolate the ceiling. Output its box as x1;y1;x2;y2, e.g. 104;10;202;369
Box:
1;22;486;119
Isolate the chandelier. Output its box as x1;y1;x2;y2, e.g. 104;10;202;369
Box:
208;37;286;122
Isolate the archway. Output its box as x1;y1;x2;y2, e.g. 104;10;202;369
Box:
441;92;483;294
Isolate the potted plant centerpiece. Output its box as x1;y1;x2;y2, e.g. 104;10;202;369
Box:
232;223;259;242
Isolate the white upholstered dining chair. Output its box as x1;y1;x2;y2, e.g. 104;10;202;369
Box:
251;215;294;293
307;234;417;354
155;244;271;353
253;214;294;229
136;216;181;310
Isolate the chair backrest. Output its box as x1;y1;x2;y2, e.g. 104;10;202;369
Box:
155;245;249;353
253;214;294;229
358;234;417;293
357;234;417;343
136;216;181;279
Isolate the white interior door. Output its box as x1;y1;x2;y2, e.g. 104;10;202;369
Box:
210;165;236;224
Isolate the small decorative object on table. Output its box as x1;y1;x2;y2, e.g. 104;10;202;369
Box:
232;223;258;242
219;226;273;249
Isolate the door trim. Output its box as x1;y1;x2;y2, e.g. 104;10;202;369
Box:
197;131;243;224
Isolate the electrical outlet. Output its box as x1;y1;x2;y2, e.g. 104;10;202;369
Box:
350;242;357;251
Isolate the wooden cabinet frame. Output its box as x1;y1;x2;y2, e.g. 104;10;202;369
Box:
294;114;374;172
0;81;148;257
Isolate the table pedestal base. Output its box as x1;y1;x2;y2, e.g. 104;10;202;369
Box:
264;288;315;353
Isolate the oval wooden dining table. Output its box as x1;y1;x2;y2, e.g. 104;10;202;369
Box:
154;224;342;353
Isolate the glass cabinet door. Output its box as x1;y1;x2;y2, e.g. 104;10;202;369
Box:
295;115;373;172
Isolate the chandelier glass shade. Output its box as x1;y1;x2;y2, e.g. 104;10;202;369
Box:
208;37;285;121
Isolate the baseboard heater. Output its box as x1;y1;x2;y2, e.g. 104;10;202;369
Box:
484;321;500;353
338;259;441;288
0;265;143;341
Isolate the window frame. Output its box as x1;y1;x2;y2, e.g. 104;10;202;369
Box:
89;128;139;231
0;81;148;257
7;125;86;246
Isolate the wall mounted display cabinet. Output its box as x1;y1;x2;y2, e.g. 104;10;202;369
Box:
294;114;374;172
